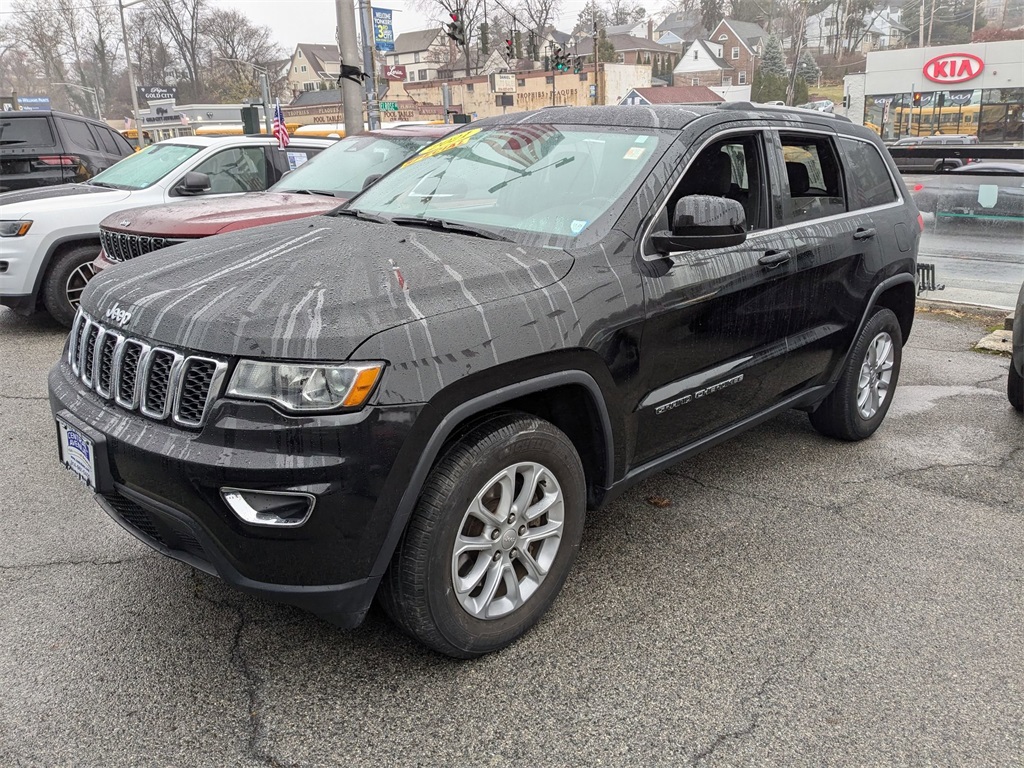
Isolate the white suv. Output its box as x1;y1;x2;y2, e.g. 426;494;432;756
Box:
0;135;332;325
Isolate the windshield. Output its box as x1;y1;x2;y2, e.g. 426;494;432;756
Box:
273;134;432;197
349;124;662;240
88;143;203;190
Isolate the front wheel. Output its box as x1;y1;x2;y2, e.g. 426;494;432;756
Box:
379;413;586;658
1009;363;1023;412
809;307;903;441
41;243;99;327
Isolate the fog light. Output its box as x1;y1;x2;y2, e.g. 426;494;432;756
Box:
221;488;316;528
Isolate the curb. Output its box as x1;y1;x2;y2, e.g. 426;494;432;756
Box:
916;298;1013;326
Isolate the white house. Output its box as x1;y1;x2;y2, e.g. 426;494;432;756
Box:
385;28;450;83
806;3;907;56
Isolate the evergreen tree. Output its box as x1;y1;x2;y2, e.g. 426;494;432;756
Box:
796;50;820;84
700;0;724;32
759;35;787;78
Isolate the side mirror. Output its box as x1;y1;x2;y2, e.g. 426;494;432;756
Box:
652;195;747;254
362;173;383;190
175;171;211;196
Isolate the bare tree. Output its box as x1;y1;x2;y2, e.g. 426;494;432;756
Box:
412;0;486;76
151;0;207;101
203;8;282;102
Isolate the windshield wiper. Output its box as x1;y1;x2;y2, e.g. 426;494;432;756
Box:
390;216;510;241
487;155;576;193
87;181;124;189
289;189;341;197
332;208;390;224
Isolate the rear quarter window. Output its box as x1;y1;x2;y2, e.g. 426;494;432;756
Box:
0;117;56;147
840;137;898;210
91;125;120;155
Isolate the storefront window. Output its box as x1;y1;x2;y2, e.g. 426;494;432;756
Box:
863;87;1021;142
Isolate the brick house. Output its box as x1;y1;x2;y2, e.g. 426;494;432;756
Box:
575;34;678;75
670;18;766;89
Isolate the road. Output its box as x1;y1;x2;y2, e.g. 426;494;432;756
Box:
917;221;1024;309
1;306;1022;767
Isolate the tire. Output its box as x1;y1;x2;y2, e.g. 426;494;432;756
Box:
379;412;586;658
1009;363;1023;413
809;307;903;441
42;243;99;327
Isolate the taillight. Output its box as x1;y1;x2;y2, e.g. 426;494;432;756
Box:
912;183;924;192
36;155;80;166
917;213;925;232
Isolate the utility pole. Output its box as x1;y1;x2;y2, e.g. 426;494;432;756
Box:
259;71;272;136
919;0;924;48
358;0;380;130
118;0;148;149
927;0;937;46
335;0;366;136
971;0;979;38
592;9;600;105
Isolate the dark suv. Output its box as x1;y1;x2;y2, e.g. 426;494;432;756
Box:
0;110;135;192
890;134;979;172
49;103;921;658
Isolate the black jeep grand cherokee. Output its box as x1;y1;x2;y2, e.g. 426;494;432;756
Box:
49;104;921;657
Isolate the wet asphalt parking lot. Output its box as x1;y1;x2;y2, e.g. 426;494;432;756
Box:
1;306;1021;767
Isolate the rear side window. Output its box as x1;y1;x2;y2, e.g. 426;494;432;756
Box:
91;125;120;155
0;117;56;147
780;134;846;223
59;118;99;152
109;129;135;155
840;137;897;210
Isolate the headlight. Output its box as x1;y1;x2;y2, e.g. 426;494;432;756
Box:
0;221;32;237
226;360;384;413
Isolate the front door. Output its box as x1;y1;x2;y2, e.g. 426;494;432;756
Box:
633;129;799;465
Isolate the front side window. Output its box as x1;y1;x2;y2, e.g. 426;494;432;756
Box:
350;124;664;242
274;135;432;197
191;146;268;193
839;137;897;210
780;134;846;223
656;133;767;237
88;143;203;189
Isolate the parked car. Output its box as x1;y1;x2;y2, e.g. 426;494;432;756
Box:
908;161;1024;229
50;103;921;657
890;134;979;173
91;125;457;272
0;135;332;325
796;100;835;113
0;110;135;193
1011;281;1024;412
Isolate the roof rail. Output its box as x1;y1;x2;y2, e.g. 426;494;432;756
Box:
717;101;852;123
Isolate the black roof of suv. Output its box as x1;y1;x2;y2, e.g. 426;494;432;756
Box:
0;109;135;193
50;102;921;657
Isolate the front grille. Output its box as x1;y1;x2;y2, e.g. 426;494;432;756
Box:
99;229;184;263
102;492;165;545
69;310;227;428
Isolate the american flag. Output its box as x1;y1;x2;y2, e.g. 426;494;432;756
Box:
272;98;289;148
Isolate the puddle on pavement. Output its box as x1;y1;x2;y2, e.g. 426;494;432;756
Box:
887;385;1003;419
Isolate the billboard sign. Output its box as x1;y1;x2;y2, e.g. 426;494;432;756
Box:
137;85;178;102
17;96;51;111
383;64;407;81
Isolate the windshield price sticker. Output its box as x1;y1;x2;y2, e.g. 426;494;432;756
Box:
403;128;482;167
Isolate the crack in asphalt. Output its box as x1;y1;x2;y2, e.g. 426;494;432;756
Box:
190;573;294;768
0;555;155;571
689;647;817;766
0;394;48;401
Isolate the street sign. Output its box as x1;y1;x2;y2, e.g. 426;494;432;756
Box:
373;8;394;52
489;73;517;94
383;65;407;81
379;101;399;112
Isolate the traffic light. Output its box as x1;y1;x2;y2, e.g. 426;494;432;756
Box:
505;38;514;58
240;106;260;135
528;31;538;60
552;47;565;71
573;55;582;74
937;93;946;107
446;10;466;46
912;92;922;107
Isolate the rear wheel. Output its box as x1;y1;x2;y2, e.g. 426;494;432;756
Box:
810;308;903;441
42;243;99;327
1009;363;1023;412
379;413;586;658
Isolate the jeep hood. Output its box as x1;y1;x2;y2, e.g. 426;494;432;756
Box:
82;216;574;360
100;192;341;238
0;183;130;212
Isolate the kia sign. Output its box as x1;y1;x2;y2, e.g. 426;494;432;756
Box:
923;53;984;85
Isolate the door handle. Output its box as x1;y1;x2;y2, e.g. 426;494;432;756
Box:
853;227;877;241
758;250;792;268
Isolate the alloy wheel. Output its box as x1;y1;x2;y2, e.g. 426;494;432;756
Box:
857;331;895;419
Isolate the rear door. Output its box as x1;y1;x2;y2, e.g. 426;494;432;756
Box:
767;128;891;392
0;115;72;192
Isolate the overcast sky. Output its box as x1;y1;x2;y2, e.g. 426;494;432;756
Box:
212;0;597;53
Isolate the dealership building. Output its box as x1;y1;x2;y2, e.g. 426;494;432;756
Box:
844;39;1024;142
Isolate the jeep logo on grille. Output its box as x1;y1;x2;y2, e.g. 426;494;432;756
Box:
104;303;132;327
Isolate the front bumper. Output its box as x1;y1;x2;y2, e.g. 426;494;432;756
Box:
49;358;423;628
0;230;46;306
